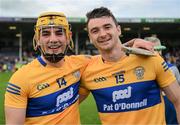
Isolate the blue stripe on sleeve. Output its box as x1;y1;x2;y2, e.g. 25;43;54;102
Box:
6;89;20;95
7;83;21;90
7;86;20;93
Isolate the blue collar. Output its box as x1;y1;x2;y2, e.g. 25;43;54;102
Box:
37;56;47;67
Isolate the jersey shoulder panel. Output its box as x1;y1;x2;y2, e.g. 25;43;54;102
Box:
132;54;176;87
9;59;37;85
5;59;38;108
64;55;92;73
68;54;92;62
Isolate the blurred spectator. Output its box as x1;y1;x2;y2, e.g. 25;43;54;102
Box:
2;63;8;72
0;50;34;72
144;37;180;84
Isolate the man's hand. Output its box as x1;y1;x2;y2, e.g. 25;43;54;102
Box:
123;38;155;52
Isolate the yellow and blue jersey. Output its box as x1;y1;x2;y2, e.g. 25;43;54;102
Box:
5;55;90;125
80;54;176;125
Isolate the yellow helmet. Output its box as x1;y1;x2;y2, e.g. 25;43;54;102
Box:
33;12;74;51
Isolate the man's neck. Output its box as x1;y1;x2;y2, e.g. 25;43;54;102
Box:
100;43;126;62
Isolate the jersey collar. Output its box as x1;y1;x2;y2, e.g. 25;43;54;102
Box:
37;56;47;66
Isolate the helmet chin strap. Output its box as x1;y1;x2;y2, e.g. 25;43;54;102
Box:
38;45;69;63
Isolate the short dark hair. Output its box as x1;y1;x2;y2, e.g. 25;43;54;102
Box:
86;7;118;28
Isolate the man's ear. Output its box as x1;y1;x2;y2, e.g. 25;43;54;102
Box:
117;25;121;36
88;34;93;44
90;40;93;44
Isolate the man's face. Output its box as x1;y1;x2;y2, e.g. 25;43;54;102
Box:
87;16;121;51
38;26;69;55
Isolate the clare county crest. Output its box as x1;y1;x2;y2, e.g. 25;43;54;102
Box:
73;70;80;79
134;66;145;80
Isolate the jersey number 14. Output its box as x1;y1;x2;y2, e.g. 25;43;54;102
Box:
56;77;67;88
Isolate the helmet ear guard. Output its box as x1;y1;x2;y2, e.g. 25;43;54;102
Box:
33;35;38;51
68;31;74;50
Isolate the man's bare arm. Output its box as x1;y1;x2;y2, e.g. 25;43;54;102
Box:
163;80;180;124
5;107;26;125
79;94;89;104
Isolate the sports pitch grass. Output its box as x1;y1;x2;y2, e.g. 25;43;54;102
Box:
0;72;100;125
0;72;13;124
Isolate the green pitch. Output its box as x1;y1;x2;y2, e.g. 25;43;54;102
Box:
0;72;100;125
0;72;13;124
80;94;101;125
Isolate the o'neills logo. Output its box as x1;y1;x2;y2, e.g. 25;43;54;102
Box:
37;83;50;90
94;77;107;83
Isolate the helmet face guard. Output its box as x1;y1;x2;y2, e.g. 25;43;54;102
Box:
33;12;74;63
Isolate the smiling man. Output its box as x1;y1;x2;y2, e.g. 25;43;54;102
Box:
4;12;90;125
79;7;180;125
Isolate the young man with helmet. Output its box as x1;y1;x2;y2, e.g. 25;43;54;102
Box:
4;11;154;125
5;12;90;125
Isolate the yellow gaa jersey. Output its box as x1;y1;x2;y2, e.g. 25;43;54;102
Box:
5;55;90;125
80;54;176;125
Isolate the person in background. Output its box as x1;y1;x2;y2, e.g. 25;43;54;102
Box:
144;36;180;84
